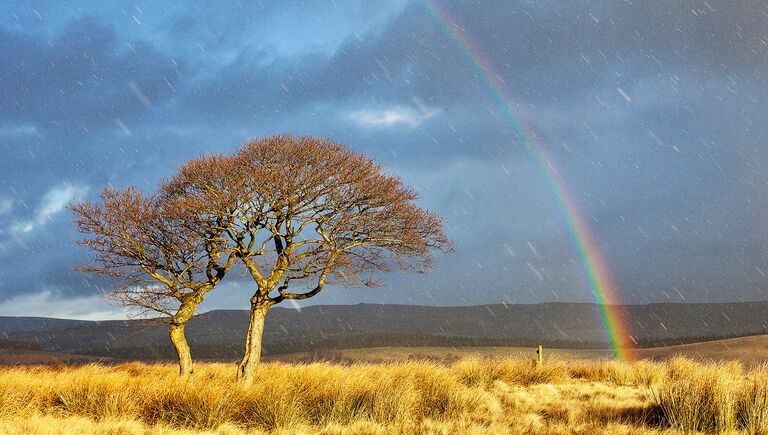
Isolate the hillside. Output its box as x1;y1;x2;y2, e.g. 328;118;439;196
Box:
1;302;768;362
637;334;768;367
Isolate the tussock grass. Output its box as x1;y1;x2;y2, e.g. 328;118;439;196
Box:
452;357;568;387
568;359;667;387
652;358;768;433
737;365;768;433
0;357;765;433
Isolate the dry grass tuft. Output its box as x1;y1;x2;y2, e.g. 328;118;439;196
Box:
0;357;765;433
451;357;568;387
736;364;768;433
652;358;768;433
567;358;668;387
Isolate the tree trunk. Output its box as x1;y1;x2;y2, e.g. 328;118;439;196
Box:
169;322;193;377
237;302;270;385
169;297;201;377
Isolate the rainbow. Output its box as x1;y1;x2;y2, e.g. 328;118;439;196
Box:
422;0;636;360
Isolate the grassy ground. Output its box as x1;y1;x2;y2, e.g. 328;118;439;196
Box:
271;346;614;364
636;334;768;367
271;334;768;367
1;357;767;434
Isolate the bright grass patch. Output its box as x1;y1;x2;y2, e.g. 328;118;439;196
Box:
0;357;765;434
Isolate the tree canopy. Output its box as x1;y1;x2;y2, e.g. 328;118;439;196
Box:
72;135;452;381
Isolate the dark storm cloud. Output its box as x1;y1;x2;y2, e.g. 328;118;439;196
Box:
0;0;767;315
175;0;768;166
0;18;180;128
0;17;187;302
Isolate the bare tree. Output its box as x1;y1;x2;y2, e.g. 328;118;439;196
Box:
168;136;453;384
70;184;237;376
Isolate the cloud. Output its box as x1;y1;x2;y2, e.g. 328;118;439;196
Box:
347;104;441;129
0;199;12;216
0;124;37;137
10;183;88;237
0;18;181;129
0;289;129;320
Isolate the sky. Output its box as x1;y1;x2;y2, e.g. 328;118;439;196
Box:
0;0;767;320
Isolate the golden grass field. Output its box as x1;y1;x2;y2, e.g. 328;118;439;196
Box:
1;356;767;434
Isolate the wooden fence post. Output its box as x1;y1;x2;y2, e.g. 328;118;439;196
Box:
536;344;543;367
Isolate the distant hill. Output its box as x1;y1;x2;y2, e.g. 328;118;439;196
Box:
0;338;40;351
0;317;93;333
1;302;768;362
